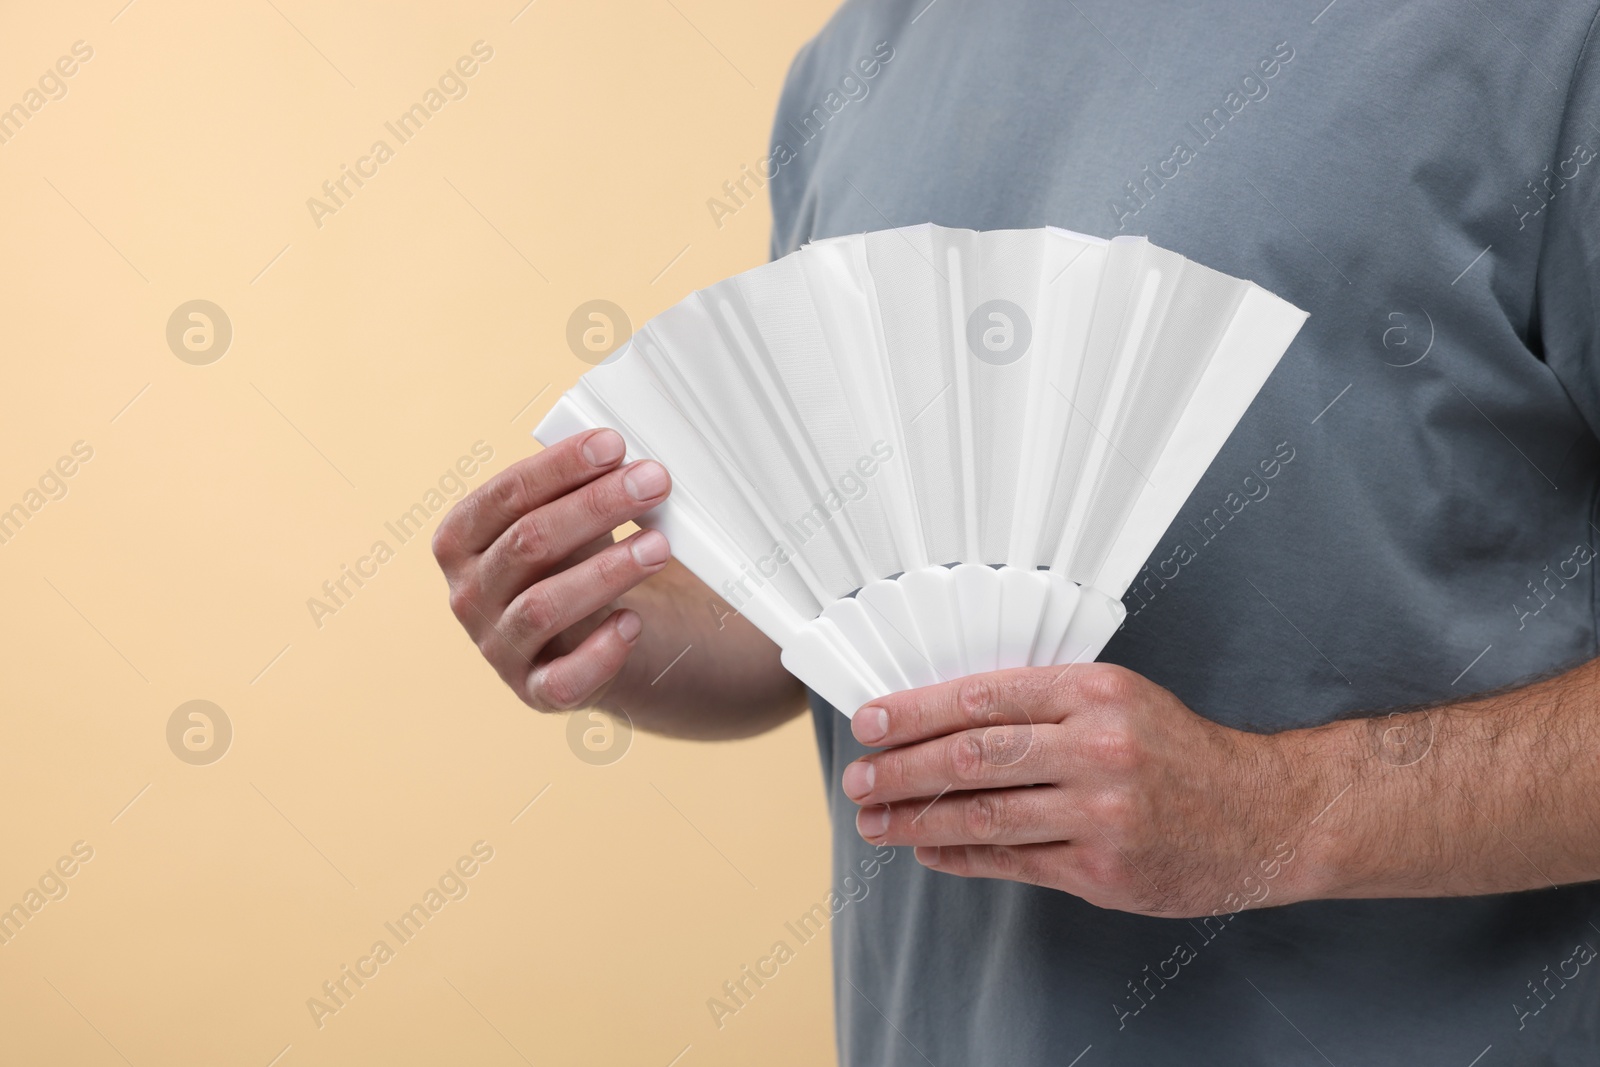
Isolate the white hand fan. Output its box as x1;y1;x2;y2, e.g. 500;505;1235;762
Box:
536;224;1306;717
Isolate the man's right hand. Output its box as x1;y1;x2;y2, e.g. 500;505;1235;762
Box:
431;428;674;712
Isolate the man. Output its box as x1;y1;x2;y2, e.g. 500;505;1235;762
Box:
433;0;1600;1062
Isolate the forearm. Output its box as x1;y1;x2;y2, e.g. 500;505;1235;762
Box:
598;558;808;739
1286;658;1600;901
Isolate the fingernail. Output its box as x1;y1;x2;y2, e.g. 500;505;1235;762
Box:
615;610;642;642
915;846;941;866
856;805;889;838
582;429;625;467
630;529;670;567
853;705;888;744
624;460;668;501
841;760;874;800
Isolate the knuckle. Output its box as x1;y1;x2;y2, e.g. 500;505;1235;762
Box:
1014;851;1048;885
523;671;560;713
447;580;481;625
592;541;635;586
1088;789;1137;835
536;673;583;712
472;628;502;663
512;587;558;638
989;845;1024;878
1075;662;1135;706
578;477;623;530
1080;849;1130;894
486;475;526;518
980;723;1033;768
1084;726;1143;774
431;522;460;566
503;516;547;565
963;793;1005;842
957;675;1003;727
948;734;987;783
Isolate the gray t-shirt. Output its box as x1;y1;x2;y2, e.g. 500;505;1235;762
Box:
766;1;1600;1063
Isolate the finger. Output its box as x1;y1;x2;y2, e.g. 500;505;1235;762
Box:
432;429;628;566
473;458;671;614
913;841;1072;889
523;608;643;711
851;667;1075;748
855;786;1076;848
483;528;670;675
840;723;1060;805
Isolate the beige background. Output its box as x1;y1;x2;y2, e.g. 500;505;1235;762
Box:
0;2;843;1063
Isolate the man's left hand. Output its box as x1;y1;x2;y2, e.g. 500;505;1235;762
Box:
842;664;1325;918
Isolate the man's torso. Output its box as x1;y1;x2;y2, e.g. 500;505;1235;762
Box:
766;1;1600;1062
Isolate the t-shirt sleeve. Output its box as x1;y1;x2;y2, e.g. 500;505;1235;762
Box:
1535;8;1600;437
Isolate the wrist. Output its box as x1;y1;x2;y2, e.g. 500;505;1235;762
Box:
1260;718;1372;906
